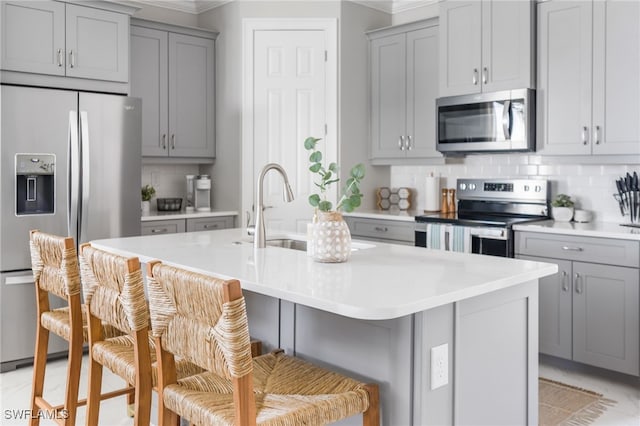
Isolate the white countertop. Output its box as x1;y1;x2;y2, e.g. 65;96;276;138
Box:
141;210;238;222
514;220;640;241
92;228;557;321
343;209;417;222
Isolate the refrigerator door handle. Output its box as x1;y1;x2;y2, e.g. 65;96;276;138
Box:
68;111;79;240
79;111;90;244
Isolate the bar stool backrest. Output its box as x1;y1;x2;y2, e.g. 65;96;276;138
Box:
79;245;147;334
30;231;80;299
147;263;253;380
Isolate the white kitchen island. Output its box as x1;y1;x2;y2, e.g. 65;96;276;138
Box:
92;228;557;426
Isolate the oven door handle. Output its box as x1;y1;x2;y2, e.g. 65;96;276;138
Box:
502;100;512;140
469;228;508;240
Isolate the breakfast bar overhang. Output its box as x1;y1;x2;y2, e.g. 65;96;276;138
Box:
92;228;557;425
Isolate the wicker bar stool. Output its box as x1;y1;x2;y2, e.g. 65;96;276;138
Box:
79;243;204;425
147;260;380;426
28;230;126;426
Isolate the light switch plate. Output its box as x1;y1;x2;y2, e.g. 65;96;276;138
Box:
431;343;448;390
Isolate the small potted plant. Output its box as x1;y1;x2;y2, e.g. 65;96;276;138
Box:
304;137;365;263
141;184;156;214
551;193;574;222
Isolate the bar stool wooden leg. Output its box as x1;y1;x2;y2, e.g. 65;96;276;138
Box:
62;300;83;425
85;315;104;426
126;392;135;417
362;383;380;426
30;322;49;426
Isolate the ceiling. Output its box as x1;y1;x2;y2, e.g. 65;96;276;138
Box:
117;0;436;15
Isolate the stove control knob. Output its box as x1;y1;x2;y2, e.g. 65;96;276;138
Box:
459;183;467;190
469;183;476;190
534;185;542;192
524;185;530;192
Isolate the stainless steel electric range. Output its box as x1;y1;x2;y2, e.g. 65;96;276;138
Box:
415;178;550;257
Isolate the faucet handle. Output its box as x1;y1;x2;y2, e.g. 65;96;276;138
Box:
246;211;255;236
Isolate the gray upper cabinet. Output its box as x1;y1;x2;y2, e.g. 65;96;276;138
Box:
439;0;534;97
538;0;640;156
1;1;129;82
368;20;441;163
131;20;216;159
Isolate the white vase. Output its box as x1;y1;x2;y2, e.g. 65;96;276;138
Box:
141;200;150;214
551;206;574;222
308;211;351;263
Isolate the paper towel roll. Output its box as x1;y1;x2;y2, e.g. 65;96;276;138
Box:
424;176;440;212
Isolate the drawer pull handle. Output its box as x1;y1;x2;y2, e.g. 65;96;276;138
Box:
561;246;583;252
151;228;168;233
374;226;388;232
204;224;219;229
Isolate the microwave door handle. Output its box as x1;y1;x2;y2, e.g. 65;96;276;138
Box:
502;100;511;140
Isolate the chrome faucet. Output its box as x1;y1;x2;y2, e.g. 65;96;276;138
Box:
254;163;294;249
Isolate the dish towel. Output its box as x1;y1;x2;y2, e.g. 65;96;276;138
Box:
450;226;472;253
427;224;448;250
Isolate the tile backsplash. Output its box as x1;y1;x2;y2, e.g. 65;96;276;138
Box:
141;164;199;211
391;155;639;223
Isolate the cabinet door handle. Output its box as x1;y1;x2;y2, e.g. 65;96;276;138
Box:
594;125;601;145
398;136;405;151
407;135;413;151
374;226;388;232
69;50;75;68
162;134;167;149
582;126;589;145
203;224;219;229
482;67;488;84
561;270;569;292
472;68;478;85
562;246;583;252
57;48;63;67
574;273;583;294
171;134;176;149
151;228;168;234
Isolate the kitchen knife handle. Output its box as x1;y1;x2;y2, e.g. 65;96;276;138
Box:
594;125;601;145
582;126;589;145
561;271;569;292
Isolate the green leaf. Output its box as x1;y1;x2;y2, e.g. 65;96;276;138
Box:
341;199;353;212
304;137;321;151
349;194;362;208
309;163;322;173
345;177;355;187
323;171;332;181
325;179;339;186
308;194;320;207
318;200;333;211
309;151;322;163
328;162;338;172
350;163;365;179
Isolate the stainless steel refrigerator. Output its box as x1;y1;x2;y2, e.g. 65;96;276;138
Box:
0;85;141;371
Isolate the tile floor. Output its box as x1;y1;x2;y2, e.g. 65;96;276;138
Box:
1;354;638;425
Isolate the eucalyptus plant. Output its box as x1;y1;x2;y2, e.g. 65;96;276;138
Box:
304;137;365;213
551;194;574;208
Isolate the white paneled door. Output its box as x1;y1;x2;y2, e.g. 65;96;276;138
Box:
251;29;330;233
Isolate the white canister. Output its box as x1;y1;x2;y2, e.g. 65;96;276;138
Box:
424;174;440;212
573;210;592;223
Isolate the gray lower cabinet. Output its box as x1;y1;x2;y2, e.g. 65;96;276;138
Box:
141;219;186;236
516;231;640;376
141;216;235;236
344;216;414;245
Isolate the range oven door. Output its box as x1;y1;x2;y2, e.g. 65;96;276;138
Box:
469;228;511;257
414;224;512;257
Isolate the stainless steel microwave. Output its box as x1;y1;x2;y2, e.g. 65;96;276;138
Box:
436;88;535;154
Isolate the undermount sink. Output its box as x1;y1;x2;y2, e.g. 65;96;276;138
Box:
266;238;307;251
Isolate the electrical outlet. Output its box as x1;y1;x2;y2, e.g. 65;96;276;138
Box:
430;343;448;390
